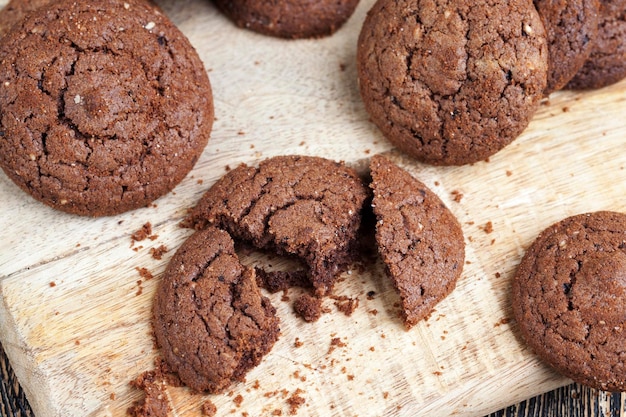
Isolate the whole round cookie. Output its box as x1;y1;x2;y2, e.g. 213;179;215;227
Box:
153;227;280;393
357;0;548;165
0;0;214;216
211;0;360;38
566;0;626;89
512;211;626;391
534;0;600;93
370;155;465;328
185;155;369;296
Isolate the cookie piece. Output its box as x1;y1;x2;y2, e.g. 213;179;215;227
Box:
357;0;548;165
0;0;214;216
153;227;280;394
512;211;626;392
212;0;360;39
534;0;600;93
370;155;465;328
566;0;626;89
185;155;369;296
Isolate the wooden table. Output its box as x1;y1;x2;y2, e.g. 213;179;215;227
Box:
1;0;625;416
1;343;624;417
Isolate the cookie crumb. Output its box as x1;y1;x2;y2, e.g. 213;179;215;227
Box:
332;295;359;316
494;317;510;327
293;294;322;322
127;370;170;417
136;267;154;280
150;245;168;260
286;389;306;415
131;222;152;245
328;337;346;354
481;221;494;234
451;189;463;202
201;400;217;416
49;281;56;287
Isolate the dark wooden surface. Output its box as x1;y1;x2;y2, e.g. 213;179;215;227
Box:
1;341;623;417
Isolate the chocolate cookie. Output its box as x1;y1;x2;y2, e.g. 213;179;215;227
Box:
0;0;51;38
512;211;626;392
566;0;626;89
0;0;160;38
211;0;360;38
153;227;280;393
185;155;369;296
534;0;600;93
357;0;548;165
0;0;214;216
369;155;465;329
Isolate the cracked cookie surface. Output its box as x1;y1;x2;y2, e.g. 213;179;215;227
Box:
534;0;600;93
357;0;548;165
152;227;280;393
185;155;369;296
212;0;360;39
512;211;626;392
0;0;214;216
566;0;626;89
370;155;465;329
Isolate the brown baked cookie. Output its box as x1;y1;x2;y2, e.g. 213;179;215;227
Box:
185;155;369;296
534;0;600;93
0;0;214;216
369;155;465;329
0;0;51;38
566;0;626;89
512;211;626;392
153;227;280;394
0;0;161;38
211;0;360;39
357;0;548;165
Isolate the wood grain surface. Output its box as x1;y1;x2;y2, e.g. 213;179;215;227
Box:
0;0;625;416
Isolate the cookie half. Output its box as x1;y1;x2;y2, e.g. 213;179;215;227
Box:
0;0;214;216
534;0;600;93
185;155;369;296
357;0;548;165
153;227;280;393
370;155;465;328
512;211;626;392
212;0;360;39
566;0;626;89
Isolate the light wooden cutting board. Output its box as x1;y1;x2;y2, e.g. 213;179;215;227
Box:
1;0;625;415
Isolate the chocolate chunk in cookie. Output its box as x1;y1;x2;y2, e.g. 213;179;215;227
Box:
211;0;360;39
0;0;214;216
357;0;548;165
534;0;600;93
566;0;626;89
185;155;369;296
153;227;280;393
512;211;626;392
370;155;465;329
